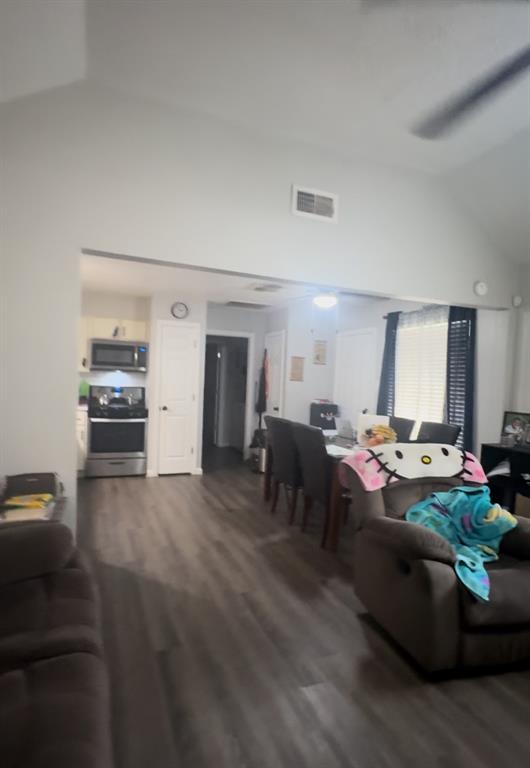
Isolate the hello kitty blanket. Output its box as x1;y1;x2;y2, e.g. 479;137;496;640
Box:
339;443;488;491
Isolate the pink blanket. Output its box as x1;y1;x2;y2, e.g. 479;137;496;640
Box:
339;443;487;492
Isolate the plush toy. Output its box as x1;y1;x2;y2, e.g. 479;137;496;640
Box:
360;424;397;447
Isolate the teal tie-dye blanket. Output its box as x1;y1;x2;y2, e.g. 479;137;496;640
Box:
406;486;517;601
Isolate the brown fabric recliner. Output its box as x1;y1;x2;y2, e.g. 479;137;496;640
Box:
0;521;112;768
343;468;530;673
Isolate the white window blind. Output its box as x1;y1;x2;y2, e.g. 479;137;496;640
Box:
394;306;449;426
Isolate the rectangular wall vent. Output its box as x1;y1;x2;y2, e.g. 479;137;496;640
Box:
292;185;338;222
225;301;270;310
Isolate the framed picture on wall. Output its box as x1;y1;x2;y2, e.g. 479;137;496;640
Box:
290;356;305;382
501;411;530;442
313;340;327;365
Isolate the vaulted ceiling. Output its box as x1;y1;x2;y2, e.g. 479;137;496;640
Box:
1;0;529;262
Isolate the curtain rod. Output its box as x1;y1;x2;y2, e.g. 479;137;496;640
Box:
383;303;447;320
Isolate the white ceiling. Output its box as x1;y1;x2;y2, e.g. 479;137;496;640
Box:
2;1;529;263
86;0;530;174
2;0;528;174
0;0;85;103
81;254;373;309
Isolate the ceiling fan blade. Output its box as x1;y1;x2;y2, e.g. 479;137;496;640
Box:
413;44;530;140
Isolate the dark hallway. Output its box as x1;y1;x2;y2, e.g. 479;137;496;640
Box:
202;335;249;472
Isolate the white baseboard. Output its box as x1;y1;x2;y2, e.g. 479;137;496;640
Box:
191;467;203;476
146;469;158;478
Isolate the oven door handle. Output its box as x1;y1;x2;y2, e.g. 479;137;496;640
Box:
89;418;147;423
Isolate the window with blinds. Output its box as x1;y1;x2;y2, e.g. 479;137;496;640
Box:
394;306;449;428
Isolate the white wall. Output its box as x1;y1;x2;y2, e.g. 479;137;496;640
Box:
18;81;517;308
75;81;519;308
475;308;518;447
0;80;521;528
0;171;7;482
512;308;530;412
266;307;289;334
270;298;337;423
1;238;80;530
511;264;530;412
81;290;150;321
1;86;81;528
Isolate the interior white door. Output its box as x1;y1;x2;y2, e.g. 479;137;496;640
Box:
264;330;285;417
333;328;378;426
157;323;200;475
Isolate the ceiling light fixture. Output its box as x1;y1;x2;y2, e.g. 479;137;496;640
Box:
313;293;338;309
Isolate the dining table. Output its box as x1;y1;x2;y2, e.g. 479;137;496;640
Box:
263;439;357;552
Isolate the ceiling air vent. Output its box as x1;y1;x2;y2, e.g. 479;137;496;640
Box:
247;282;285;293
225;301;271;310
292;185;338;222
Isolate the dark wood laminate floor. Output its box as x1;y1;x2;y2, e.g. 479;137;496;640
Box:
78;467;530;768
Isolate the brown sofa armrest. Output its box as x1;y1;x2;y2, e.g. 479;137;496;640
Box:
0;521;74;586
500;515;530;559
354;530;459;671
364;516;455;565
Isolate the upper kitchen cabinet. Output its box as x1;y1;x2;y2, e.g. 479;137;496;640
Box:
88;317;122;340
84;317;148;342
120;320;148;342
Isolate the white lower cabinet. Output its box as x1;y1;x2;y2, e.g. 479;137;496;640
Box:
76;410;88;472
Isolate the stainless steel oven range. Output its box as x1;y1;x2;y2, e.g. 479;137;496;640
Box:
86;386;148;477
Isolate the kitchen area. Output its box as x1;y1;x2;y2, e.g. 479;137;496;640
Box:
78;252;297;482
77;292;151;478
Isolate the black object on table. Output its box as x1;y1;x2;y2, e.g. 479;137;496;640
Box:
480;443;530;511
310;402;339;430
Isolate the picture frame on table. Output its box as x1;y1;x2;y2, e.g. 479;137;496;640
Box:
501;411;530;444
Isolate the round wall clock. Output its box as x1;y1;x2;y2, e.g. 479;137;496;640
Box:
171;301;189;319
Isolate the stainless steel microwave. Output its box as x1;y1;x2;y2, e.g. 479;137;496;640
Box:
89;339;149;372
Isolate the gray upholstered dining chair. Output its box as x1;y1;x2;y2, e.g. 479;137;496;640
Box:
291;422;333;546
290;422;352;546
416;421;461;445
264;416;302;523
389;416;415;442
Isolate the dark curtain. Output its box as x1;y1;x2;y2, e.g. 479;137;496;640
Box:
446;307;476;452
377;311;401;416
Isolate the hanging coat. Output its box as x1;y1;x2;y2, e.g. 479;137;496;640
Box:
256;349;269;426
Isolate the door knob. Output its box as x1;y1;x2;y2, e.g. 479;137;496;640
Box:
161;406;168;411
